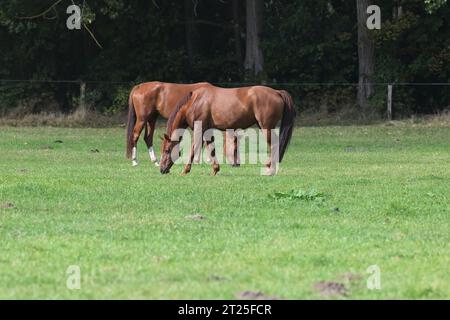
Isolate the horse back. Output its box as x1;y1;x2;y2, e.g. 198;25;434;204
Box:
158;82;212;118
131;82;211;119
187;85;283;129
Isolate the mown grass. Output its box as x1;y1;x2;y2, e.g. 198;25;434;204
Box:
0;123;449;299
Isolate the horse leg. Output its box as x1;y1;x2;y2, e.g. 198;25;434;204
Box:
205;140;212;163
233;136;240;167
182;139;196;175
144;114;159;166
262;128;276;176
224;131;236;166
224;131;230;164
206;141;220;176
131;118;146;166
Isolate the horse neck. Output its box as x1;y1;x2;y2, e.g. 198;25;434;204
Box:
168;108;188;136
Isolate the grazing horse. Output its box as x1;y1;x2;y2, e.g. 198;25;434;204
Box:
126;82;211;166
159;85;296;176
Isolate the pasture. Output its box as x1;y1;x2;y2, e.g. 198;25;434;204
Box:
0;123;449;299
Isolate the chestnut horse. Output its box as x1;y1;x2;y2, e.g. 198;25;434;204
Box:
159;85;296;176
126;82;211;166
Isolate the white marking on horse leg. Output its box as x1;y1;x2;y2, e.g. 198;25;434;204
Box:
132;147;138;166
148;147;157;163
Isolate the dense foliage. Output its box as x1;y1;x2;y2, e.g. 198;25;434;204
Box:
0;0;449;117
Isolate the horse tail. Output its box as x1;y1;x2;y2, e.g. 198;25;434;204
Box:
126;87;137;159
278;90;296;162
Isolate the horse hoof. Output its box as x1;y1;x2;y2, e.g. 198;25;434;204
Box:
154;162;160;167
262;168;276;176
132;161;139;167
232;163;240;168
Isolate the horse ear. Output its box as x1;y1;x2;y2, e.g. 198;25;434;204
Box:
164;134;170;141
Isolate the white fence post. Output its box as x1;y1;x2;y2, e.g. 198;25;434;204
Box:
79;81;87;118
387;84;393;121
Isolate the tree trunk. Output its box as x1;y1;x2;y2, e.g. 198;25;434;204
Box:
356;0;375;115
393;4;403;19
244;0;264;77
232;0;243;65
184;0;196;66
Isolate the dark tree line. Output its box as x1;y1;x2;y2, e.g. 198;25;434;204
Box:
0;0;449;118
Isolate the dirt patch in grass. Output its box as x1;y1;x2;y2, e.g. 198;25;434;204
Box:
235;291;281;300
207;275;228;282
1;202;15;209
185;214;206;220
314;281;348;297
340;273;363;283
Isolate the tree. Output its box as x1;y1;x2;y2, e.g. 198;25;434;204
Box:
232;0;243;65
244;0;264;77
1;0;448;117
424;0;448;13
184;0;197;66
356;0;375;115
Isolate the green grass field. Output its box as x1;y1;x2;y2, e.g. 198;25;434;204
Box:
0;123;449;299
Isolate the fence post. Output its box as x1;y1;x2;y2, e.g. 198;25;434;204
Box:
387;84;393;121
79;81;86;117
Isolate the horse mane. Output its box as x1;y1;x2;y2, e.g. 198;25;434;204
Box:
166;92;193;134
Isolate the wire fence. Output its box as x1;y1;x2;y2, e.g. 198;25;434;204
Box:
1;79;450;86
1;79;449;119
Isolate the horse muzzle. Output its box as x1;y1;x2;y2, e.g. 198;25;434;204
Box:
160;167;170;174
